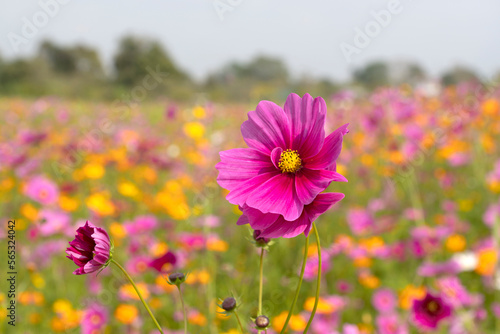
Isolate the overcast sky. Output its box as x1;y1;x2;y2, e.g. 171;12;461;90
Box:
1;0;499;82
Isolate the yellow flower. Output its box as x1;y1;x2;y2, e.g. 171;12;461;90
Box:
445;234;466;252
53;299;73;314
303;297;336;314
118;181;140;198
221;330;240;334
192;105;206;119
354;256;373;268
475;248;497;276
359;272;380;289
151;242;169;257
50;317;66;332
399;285;426;309
481;98;499;116
115;304;138;324
307;244;318;257
488;180;500;194
155;180;190;220
86;192;115;216
110;222;127;239
155;275;176;293
31;272;46;288
20;203;38;221
336;163;347;176
120;282;150;300
206;239;229;252
272;311;307;332
82;163;105;179
183;122;205;140
197;270;211;285
0;177;14;191
59;196;79;212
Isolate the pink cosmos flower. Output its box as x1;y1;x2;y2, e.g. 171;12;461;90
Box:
372;289;397;314
412;292;452;331
346;208;374;236
216;93;348;222
24;175;59;205
435;276;470;307
376;314;408;334
81;303;108;334
37;209;71;236
237;193;344;238
66;221;111;275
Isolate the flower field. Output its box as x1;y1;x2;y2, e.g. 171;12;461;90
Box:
1;84;500;333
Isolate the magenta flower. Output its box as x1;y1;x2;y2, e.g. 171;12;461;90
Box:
412;292;452;331
237;192;344;238
24;175;59;205
216;93;348;222
66;221;112;275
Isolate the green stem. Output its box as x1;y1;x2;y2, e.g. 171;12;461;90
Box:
234;310;246;333
176;285;188;334
280;234;309;334
258;247;265;333
304;223;321;333
111;259;164;334
494;214;500;333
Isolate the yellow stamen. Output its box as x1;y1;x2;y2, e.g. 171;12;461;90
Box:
278;149;302;173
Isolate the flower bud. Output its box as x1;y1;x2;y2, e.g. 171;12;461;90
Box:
255;315;270;329
168;272;186;286
221;297;237;312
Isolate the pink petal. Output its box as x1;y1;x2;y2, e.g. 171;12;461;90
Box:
305;192;345;222
225;171;280;206
284;93;326;159
295;168;339;205
241;101;291;155
246;173;303;221
260;214;310;239
217;148;276;201
306;123;349;170
239;204;280;230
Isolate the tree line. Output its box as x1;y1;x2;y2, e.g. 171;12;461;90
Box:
0;35;492;102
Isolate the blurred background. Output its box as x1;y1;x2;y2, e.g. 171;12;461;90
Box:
1;0;500;102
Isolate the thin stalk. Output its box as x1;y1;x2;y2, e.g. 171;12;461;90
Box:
111;259;164;334
176;285;188;334
234;310;246;333
494;214;500;333
303;222;321;333
280;234;309;334
258;247;265;314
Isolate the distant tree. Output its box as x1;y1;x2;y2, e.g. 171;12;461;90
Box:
38;40;104;78
205;55;289;101
39;41;78;74
389;62;427;86
113;36;189;88
353;61;390;90
441;66;479;86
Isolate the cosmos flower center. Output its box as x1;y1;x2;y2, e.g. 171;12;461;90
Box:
278;149;302;173
426;300;440;314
